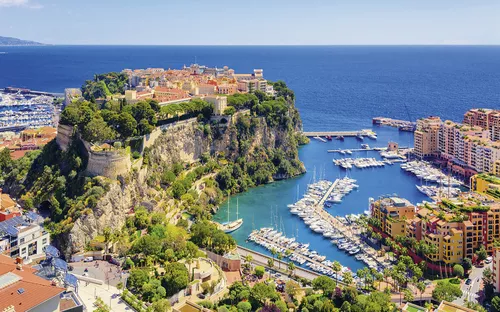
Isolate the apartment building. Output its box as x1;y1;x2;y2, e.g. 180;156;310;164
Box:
371;196;415;238
463;108;500;141
0;213;50;260
414;116;441;159
435;118;500;175
374;193;500;264
493;247;500;292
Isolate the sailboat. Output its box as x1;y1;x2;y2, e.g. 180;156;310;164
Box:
220;197;243;233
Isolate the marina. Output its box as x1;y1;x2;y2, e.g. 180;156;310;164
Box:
287;178;390;271
401;160;463;187
0;90;58;130
214;127;426;273
303;129;377;138
248;228;350;278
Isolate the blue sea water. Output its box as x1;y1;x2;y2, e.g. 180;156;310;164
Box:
1;45;500;272
1;45;500;130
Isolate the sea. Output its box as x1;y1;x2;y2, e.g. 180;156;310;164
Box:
1;45;500;272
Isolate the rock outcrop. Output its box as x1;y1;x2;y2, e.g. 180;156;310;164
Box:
59;113;304;256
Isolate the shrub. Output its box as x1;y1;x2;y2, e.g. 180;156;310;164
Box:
255;266;265;278
132;151;141;159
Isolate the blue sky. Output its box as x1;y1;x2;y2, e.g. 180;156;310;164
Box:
0;0;499;45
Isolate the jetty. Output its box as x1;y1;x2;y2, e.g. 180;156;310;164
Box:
317;179;339;207
302;129;375;138
372;117;415;131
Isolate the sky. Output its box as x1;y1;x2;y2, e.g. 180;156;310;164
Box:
0;0;499;45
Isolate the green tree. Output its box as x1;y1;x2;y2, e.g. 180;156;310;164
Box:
224;106;236;115
432;280;462;302
237;301;252;312
343;271;354;286
161;262;189;296
82;117;116;143
267;258;274;269
128;269;149;290
453;264;464;277
277;252;283;270
287;261;296;276
255;266;265;278
250;282;278;307
150;299;171;312
117;112;137;137
312;276;335;297
476;246;488;261
492;296;500;312
285;280;300;299
340;301;351;312
331;261;341;286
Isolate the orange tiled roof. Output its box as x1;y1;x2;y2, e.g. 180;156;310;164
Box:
0;255;65;311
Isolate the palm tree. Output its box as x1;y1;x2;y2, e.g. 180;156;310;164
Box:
343;271;353;286
271;248;277;261
383;268;392;287
277;252;283;270
332;261;341;286
416;281;426;303
267;258;274;269
244;255;253;270
287;261;295;276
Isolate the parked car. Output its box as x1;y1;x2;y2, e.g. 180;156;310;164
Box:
465;278;472;285
83;256;94;262
108;257;120;266
197;293;205;299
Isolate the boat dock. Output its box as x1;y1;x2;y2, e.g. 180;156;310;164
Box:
248;231;335;273
303;129;375;137
372;117;416;131
327;147;409;153
317;179;339;207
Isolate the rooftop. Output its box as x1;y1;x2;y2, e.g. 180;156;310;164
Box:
437;301;475;312
0;254;66;311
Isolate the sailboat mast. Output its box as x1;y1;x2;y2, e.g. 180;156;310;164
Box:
227;194;230;223
236;198;239;219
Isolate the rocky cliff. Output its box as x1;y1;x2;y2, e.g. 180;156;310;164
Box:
62;112;305;256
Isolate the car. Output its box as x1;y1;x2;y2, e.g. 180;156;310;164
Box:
108;258;120;266
465;279;472;285
197;293;205;299
83;256;94;262
486;259;492;264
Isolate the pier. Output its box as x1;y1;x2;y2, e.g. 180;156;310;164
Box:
327;146;410;153
317;179;339;207
302;129;375;137
372;117;415;131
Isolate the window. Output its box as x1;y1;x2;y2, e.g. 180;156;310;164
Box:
20;238;25;244
42;238;47;245
21;248;26;254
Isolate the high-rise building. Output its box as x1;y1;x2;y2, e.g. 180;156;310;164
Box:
414;116;441;159
463;109;500;142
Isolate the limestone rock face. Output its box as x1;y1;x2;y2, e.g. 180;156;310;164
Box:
61;116;304;256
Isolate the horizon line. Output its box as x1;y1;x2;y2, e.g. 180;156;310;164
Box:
3;44;500;47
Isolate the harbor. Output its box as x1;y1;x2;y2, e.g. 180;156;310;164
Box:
287;178;390;271
0;89;58;131
213;126;427;273
304;129;377;138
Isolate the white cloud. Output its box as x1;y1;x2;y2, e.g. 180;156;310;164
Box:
0;0;43;9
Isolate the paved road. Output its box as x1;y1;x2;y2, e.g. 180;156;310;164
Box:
237;246;320;281
455;263;492;306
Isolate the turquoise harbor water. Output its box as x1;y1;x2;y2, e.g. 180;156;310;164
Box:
213;127;428;272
